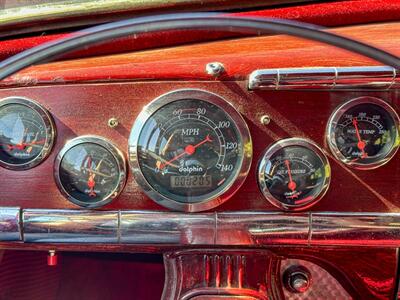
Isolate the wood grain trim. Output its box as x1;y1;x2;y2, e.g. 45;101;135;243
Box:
2;22;399;87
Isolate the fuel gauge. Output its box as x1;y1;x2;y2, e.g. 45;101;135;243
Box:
55;136;126;208
258;138;330;211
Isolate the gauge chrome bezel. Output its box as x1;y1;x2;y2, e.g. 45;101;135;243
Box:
54;135;127;208
0;96;56;170
128;89;252;212
258;138;331;211
326;96;400;170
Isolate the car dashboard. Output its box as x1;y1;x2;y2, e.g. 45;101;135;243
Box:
0;15;399;300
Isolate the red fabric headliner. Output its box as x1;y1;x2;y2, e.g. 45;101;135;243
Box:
0;0;399;61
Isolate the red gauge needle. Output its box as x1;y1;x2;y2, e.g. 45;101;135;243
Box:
159;134;212;170
1;139;46;151
86;156;97;197
285;159;297;192
352;118;367;158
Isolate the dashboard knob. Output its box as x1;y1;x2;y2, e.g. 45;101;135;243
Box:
283;265;311;293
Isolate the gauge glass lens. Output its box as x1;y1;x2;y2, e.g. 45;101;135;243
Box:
136;98;244;204
0;103;51;167
328;97;400;169
56;138;126;208
259;139;330;210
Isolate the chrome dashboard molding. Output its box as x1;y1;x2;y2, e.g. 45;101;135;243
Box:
0;207;21;241
23;209;119;243
248;66;398;90
4;208;400;247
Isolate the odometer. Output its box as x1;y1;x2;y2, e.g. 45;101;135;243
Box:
327;97;400;169
129;89;252;212
258;138;330;211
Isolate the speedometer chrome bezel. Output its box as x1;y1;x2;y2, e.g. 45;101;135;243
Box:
326;96;400;170
128;89;252;212
54;135;127;208
258;137;331;211
0;96;56;170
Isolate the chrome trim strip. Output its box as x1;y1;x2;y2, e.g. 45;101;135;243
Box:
2;208;400;247
23;209;119;243
311;213;400;247
120;211;215;244
248;66;398;90
216;212;309;245
0;207;21;241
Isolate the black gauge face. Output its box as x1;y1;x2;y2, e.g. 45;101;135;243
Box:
258;139;330;210
328;97;400;169
130;90;252;212
0;100;54;169
137;99;243;204
56;137;126;208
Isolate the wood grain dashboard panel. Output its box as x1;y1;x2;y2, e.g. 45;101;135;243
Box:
0;81;398;212
2;22;400;87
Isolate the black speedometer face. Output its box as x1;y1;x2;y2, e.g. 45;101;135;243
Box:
129;89;252;212
258;138;330;211
55;136;126;208
0;97;55;170
327;97;400;169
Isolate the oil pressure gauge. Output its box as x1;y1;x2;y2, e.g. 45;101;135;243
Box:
327;97;400;169
55;136;127;208
258;138;330;211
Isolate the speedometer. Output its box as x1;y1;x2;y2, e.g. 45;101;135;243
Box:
327;97;400;169
128;89;252;212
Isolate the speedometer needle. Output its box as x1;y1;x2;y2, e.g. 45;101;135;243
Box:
159;134;212;170
285;159;297;192
352;118;367;158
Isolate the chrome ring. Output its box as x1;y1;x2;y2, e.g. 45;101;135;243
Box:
128;89;252;212
326;96;400;170
0;96;56;170
258;138;331;211
54;135;127;208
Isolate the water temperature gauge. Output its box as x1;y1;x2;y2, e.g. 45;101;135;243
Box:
258;138;330;211
55;136;126;208
327;97;400;169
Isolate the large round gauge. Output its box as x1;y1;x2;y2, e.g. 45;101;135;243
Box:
128;89;252;212
258;138;330;211
327;97;400;169
0;97;55;170
55;136;127;208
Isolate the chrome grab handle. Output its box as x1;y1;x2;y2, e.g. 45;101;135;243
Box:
248;66;399;90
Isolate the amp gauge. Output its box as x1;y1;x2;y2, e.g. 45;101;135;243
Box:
258;138;330;211
55;136;127;208
327;97;400;169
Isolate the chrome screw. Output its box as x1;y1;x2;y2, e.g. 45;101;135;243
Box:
108;117;119;128
206;62;225;77
260;115;271;125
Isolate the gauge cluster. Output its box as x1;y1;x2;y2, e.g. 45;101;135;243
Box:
0;90;398;212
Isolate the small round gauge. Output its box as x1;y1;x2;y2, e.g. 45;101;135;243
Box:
0;97;55;170
128;89;252;212
327;97;400;169
55;136;127;208
258;138;330;211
